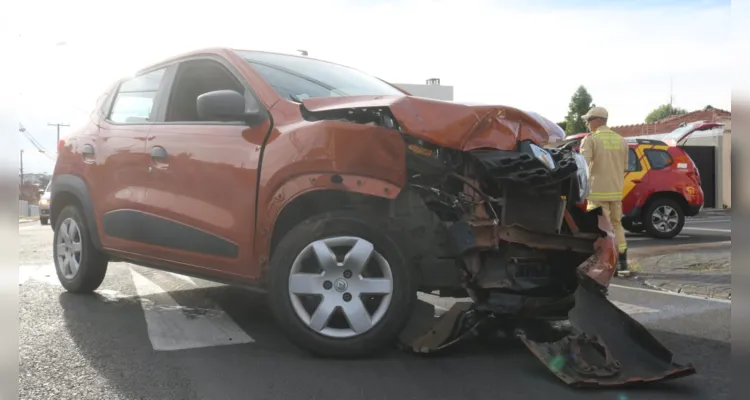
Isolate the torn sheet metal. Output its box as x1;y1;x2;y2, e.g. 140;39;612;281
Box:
520;282;696;387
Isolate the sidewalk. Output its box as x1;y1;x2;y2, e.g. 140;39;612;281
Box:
18;216;39;224
627;244;731;300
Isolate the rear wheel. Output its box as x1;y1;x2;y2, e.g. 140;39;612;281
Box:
268;210;416;358
643;198;685;239
53;205;108;293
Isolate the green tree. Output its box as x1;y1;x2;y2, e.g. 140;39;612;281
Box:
645;103;688;123
557;121;567;131
564;85;594;136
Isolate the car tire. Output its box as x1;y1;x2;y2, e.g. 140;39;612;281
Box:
40;217;49;225
267;209;416;358
643;198;685;239
621;219;643;233
53;205;108;293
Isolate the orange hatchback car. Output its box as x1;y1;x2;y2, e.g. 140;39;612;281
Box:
50;48;622;359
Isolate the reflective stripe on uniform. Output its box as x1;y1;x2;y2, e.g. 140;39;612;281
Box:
592;130;623;150
588;191;623;200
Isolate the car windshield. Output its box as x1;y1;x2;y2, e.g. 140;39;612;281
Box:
662;121;702;141
236;50;406;101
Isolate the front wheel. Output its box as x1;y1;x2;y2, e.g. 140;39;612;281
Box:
643;198;685;239
267;210;416;358
40;217;49;225
53;205;109;293
622;218;643;233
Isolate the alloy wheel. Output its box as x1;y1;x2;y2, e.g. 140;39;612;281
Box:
57;218;83;279
287;236;393;339
652;205;679;233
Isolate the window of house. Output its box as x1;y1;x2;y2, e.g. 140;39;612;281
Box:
108;68;166;123
644;149;673;170
164;59;245;122
627;148;641;172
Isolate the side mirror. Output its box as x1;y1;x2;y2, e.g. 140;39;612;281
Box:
196;90;266;125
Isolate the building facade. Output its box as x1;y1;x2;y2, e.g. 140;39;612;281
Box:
393;78;454;101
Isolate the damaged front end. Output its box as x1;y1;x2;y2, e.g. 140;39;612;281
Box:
299;98;695;387
397;135;695;386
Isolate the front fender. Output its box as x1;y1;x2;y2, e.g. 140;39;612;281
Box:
50;174;103;250
253;173;403;271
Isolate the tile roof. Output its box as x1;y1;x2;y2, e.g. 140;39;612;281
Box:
611;106;731;137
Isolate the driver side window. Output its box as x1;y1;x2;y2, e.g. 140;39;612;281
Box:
627;148;641;172
164;59;245;123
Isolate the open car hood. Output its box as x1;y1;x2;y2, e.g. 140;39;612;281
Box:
301;95;565;151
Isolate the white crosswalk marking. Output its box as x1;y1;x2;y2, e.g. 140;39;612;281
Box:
19;264;61;286
129;267;254;351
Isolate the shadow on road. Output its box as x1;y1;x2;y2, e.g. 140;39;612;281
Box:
58;286;726;400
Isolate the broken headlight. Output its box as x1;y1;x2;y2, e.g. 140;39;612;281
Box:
573;152;590;200
528;143;557;170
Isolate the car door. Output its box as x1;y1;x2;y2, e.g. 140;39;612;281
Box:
92;67;170;254
622;146;647;215
138;56;272;278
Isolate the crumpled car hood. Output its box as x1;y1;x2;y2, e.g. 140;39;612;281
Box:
301;95;565;152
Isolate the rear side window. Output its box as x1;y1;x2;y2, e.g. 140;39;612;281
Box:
108;68;166;123
627;148;641;172
644;149;673;170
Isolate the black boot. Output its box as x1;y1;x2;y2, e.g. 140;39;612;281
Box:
617;250;630;276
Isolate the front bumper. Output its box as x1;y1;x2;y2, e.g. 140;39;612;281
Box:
576;212;617;288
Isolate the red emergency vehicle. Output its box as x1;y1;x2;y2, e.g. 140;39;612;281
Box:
549;121;717;238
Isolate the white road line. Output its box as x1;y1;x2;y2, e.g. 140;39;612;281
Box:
687;219;731;224
19;264;61;286
129;268;254;351
168;272;197;286
682;227;731;233
610;284;732;304
626;234;690;241
610;300;658;314
417;292;657;315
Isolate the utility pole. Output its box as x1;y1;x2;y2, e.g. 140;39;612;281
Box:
48;122;70;142
669;76;673;106
19;149;24;188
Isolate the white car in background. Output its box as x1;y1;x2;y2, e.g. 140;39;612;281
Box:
39;182;51;225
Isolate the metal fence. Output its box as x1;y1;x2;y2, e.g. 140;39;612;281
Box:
18;201;39;217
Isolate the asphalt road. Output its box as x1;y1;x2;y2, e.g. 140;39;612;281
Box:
626;210;731;250
18;220;731;400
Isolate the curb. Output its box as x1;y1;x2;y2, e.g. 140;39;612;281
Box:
637;277;731;301
630;241;731;258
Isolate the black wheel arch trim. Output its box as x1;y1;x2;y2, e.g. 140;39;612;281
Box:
50;174;103;250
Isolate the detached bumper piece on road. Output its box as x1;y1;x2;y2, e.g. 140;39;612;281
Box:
521;283;696;387
399;279;696;389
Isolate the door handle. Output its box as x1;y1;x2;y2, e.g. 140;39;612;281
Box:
149;146;169;172
82;144;95;163
150;146;168;159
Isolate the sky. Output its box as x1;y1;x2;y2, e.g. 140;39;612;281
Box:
0;0;732;174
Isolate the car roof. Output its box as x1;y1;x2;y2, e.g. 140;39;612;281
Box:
134;47;362;77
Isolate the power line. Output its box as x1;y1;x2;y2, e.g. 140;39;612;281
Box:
18;123;55;161
48;122;70;142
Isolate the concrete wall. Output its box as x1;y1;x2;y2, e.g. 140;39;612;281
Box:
719;127;731;208
393;83;454;101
